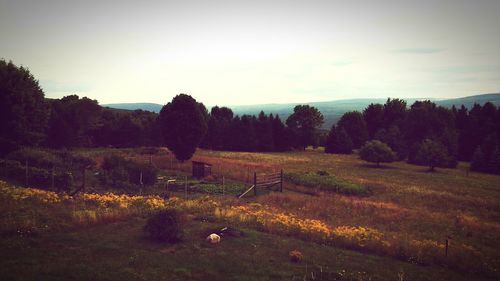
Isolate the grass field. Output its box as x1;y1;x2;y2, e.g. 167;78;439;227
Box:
2;147;500;280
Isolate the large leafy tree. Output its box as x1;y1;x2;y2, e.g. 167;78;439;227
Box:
337;111;368;148
286;105;324;150
158;94;207;161
359;140;396;167
0;60;49;155
414;139;449;172
47;95;101;148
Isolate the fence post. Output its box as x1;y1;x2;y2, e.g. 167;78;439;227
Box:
25;160;28;187
82;167;86;193
280;169;283;192
445;236;451;257
51;165;55;190
222;175;225;196
254;172;257;196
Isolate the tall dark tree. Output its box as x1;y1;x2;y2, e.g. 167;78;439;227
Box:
337;111;368;148
286;105;324;150
47;95;101;148
255;111;274;151
271;114;289;152
158;94;207;161
325;125;352;154
470;146;486;172
201;106;234;150
383;98;407;128
363;103;384;139
0;60;49;155
374;126;407;160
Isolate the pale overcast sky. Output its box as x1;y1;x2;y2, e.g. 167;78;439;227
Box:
1;0;499;105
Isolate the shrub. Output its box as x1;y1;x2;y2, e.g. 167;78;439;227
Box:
6;148;62;169
144;209;183;243
0;159;73;190
359;140;396;166
100;155;157;188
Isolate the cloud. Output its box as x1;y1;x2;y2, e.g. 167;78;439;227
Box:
392;48;443;54
331;60;353;67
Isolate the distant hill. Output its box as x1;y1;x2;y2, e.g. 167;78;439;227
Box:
102;103;163;113
102;93;500;129
434;93;500;108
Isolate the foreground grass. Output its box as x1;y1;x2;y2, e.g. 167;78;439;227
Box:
0;215;477;281
0;180;498;280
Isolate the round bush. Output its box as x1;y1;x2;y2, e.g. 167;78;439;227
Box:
144;209;183;243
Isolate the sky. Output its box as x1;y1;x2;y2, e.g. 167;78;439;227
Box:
1;0;500;106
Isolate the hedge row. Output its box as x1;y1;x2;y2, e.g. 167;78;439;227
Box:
0;159;73;190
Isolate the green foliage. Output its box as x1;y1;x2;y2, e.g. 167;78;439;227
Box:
6;148;62;169
286;105;324;149
0;60;49;151
325;125;353;154
374;126;407;160
47;95;101;148
0;159;73;190
359;140;396;166
99;155;157;188
413;139;449;171
158;94;207;161
192;182;246;195
144;209;183;243
284;172;370;196
337;111;369;148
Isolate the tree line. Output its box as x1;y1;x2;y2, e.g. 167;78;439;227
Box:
325;98;500;173
1;59;499;174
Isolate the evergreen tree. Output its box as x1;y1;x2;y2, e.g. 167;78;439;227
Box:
374;126;407;160
255;111;274;151
470;146;486;172
272;114;288;151
335;128;353;154
324;125;338;154
363;103;384;139
488;148;500;174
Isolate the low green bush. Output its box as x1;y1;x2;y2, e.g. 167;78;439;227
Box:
284;172;371;196
192;182;246;195
100;155;157;188
144;209;183;243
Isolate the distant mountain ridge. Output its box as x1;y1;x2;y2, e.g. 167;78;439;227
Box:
102;103;163;113
103;93;500;129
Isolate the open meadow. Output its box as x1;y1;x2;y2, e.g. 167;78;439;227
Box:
1;147;500;280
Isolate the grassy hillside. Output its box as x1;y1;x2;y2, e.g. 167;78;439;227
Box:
2;147;500;280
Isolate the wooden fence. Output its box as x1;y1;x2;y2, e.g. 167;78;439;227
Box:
238;170;283;198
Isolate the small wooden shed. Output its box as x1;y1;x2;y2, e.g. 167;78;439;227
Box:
192;161;212;179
